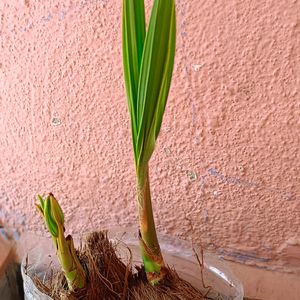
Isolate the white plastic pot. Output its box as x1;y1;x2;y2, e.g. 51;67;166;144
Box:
21;228;244;300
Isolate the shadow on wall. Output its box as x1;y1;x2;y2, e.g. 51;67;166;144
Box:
0;263;24;300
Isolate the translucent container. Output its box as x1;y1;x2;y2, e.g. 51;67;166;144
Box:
21;228;243;300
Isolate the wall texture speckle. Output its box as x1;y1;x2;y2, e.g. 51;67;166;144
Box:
0;0;299;272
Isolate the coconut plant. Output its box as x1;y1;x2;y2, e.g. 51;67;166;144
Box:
122;0;176;285
32;0;176;294
25;1;242;299
35;194;86;291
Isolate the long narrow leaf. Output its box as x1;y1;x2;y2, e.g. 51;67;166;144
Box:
122;0;146;163
136;0;176;166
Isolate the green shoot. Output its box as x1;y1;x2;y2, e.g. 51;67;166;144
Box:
122;0;176;284
36;193;86;291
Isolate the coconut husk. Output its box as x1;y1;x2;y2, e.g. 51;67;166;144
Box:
129;266;206;300
30;231;206;300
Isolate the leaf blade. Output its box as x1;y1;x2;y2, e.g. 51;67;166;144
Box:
136;0;176;166
122;0;146;163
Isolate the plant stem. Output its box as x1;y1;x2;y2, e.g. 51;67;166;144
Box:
137;164;166;284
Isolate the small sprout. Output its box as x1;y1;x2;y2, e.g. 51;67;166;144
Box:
36;194;86;291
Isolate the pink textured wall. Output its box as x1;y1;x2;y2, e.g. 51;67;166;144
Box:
0;0;299;272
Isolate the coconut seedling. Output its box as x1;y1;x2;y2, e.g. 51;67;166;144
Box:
36;193;86;291
122;0;176;284
33;0;176;293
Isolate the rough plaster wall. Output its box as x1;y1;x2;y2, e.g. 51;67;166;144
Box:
0;0;299;272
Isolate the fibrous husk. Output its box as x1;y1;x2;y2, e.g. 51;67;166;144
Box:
31;231;206;300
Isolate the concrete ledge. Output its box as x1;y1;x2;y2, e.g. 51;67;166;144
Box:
226;260;300;300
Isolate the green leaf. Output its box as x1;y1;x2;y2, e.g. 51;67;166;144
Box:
37;194;45;212
136;0;176;166
50;194;65;225
44;196;58;237
43;195;64;237
122;0;146;162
